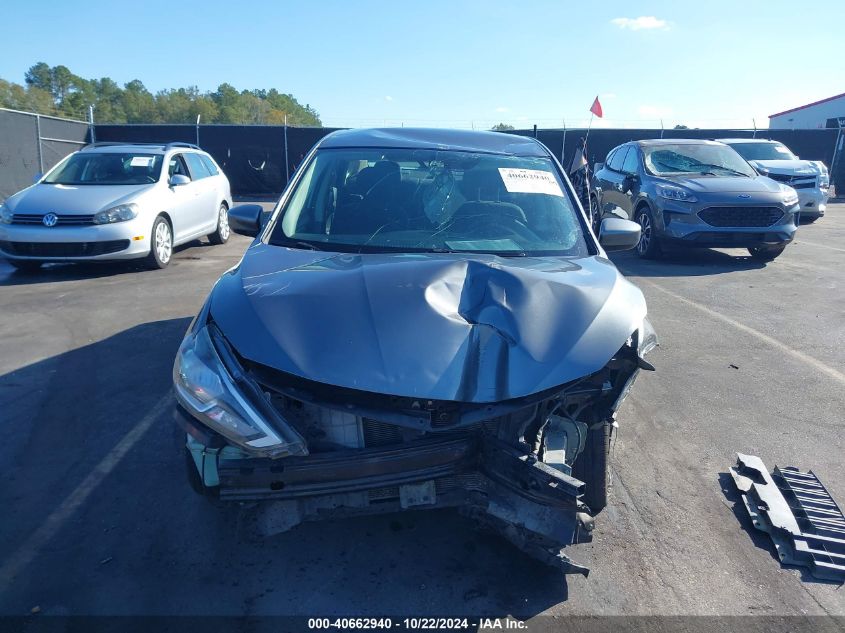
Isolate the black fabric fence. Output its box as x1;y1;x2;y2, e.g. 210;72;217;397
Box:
3;115;842;200
0;108;90;200
95;124;844;198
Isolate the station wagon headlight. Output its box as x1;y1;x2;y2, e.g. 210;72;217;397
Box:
173;325;307;457
93;203;138;224
0;204;11;224
656;185;697;203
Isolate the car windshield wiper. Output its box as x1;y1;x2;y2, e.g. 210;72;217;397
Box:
280;239;322;251
692;163;748;177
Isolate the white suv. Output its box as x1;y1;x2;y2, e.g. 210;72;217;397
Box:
0;142;233;270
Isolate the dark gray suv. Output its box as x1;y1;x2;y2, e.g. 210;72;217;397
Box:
591;139;800;261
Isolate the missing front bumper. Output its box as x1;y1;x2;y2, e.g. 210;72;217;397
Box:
181;408;591;575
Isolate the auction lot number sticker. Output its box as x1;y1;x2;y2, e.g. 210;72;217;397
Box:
497;168;563;197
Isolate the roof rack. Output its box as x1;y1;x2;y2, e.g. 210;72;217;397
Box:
81;141;201;151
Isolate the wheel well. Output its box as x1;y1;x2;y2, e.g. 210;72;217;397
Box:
220;200;229;210
634;201;650;217
157;212;173;228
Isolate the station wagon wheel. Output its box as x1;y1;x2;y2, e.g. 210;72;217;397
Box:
146;216;173;269
208;203;230;245
635;206;661;259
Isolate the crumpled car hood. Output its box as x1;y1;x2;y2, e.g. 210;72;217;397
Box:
749;159;824;176
209;244;647;403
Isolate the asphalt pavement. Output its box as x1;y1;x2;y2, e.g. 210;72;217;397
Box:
0;203;843;620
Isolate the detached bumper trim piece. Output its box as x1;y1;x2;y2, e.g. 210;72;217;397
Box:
730;453;845;581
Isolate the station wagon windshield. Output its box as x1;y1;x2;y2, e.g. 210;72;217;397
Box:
643;144;756;178
43;152;164;185
269;149;589;257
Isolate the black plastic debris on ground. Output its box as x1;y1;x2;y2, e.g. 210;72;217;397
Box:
730;453;845;581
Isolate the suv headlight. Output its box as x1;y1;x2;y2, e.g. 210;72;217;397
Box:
0;203;11;224
656;184;697;202
779;185;799;207
173;324;307;457
93;203;138;224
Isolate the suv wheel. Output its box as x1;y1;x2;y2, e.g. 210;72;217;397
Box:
208;203;230;245
146;216;173;269
748;244;786;261
635;206;661;259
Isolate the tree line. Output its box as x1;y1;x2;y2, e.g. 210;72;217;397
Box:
0;62;321;126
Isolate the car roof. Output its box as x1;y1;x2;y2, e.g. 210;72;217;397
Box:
633;139;726;147
318;127;549;157
79;142;202;154
716;138;779;144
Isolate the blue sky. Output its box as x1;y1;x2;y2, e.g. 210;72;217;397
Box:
3;0;842;129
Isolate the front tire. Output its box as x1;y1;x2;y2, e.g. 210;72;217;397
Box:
208;203;230;245
635;206;662;259
573;422;611;513
748;244;786;261
146;216;173;269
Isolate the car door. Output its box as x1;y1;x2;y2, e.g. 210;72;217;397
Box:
166;153;205;243
593;147;620;217
182;152;219;236
600;144;630;218
618;144;642;220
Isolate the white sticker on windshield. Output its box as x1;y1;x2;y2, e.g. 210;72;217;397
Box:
498;168;563;197
130;156;153;167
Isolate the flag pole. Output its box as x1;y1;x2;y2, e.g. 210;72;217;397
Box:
584;112;595;228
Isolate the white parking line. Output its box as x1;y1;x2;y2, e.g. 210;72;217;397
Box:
641;280;845;387
0;395;171;587
795;239;845;253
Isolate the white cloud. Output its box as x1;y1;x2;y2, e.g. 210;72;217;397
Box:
600;93;617;100
611;16;669;31
384;95;393;102
495;106;510;113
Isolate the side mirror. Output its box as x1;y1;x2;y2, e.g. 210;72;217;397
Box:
169;174;191;187
228;204;265;237
599;218;641;251
622;174;639;193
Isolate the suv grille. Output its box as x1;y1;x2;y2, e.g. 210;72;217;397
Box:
765;173;817;189
698;206;783;227
0;240;130;257
12;213;96;226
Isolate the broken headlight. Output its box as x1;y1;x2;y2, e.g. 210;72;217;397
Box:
173;325;306;457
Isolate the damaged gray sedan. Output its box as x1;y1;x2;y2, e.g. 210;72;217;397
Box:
173;128;656;573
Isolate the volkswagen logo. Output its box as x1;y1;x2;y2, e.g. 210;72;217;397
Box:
737;194;751;199
42;213;58;227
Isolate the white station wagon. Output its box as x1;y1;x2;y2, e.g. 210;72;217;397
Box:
0;142;233;270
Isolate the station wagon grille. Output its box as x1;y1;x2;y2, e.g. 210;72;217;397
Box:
0;240;130;257
698;206;784;228
12;213;96;226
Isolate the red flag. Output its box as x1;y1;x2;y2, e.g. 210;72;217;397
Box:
590;96;603;118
